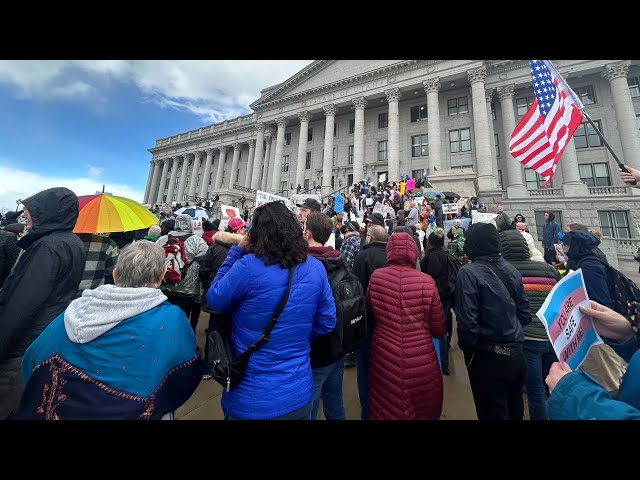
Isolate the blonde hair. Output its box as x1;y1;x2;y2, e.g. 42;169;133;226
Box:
433;227;445;238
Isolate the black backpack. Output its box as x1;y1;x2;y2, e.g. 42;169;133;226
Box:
577;256;640;316
445;251;463;303
311;267;367;367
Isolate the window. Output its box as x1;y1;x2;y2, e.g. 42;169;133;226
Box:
165;179;169;189
304;179;310;192
308;128;313;142
305;151;312;169
196;174;200;187
494;133;500;157
174;176;179;187
378;112;388;129
182;194;187;201
447;96;469;116
281;155;289;173
491;103;496;120
412;169;424;179
349;119;355;134
334;122;337;137
185;176;190;188
599;210;631;239
535;211;563;242
629;77;640;97
281;181;288;197
574;120;603;149
348;145;354;165
378;141;388;161
333;147;337;166
516;96;534;116
348;174;353;187
222;169;227;185
449;128;471;153
331;176;335;189
209;173;213;185
637;114;640;130
237;169;240;184
285;132;292;145
411;134;429;157
579;163;611;187
497;170;503;190
575;85;596;105
525;168;552;189
410;104;428;122
172;194;177;202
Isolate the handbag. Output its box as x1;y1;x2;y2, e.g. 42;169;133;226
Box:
206;266;295;392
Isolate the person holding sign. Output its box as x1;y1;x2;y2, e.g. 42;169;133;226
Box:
545;300;640;420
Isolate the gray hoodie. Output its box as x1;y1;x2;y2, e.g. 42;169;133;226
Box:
64;284;167;344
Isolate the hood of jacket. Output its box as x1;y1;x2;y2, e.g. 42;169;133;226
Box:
64;284;168;344
308;246;344;273
386;232;417;267
564;230;597;260
465;222;502;260
499;230;529;262
19;187;79;249
213;230;243;248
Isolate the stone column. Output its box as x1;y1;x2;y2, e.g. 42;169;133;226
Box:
143;160;154;204
485;88;499;176
295;111;311;189
176;154;190;202
165;157;180;203
245;139;256;187
187;151;201;202
199;148;214;200
214;146;227;190
155;159;170;204
228;143;242;189
251;123;266;190
146;160;160;204
262;131;273;191
603;61;640;171
423;78;442;172
352;96;368;183
271;117;288;193
468;67;497;192
386;88;401;183
322;104;337;196
561;138;589;196
497;85;527;198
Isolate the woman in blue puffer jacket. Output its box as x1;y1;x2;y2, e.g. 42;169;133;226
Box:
546;300;640;420
207;201;336;420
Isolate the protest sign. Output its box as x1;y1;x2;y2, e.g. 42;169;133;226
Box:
471;210;497;226
406;178;415;191
289;194;322;210
536;269;603;370
334;194;345;213
373;202;387;216
442;203;459;215
379;173;386;182
219;204;241;231
256;190;289;208
399;182;406;196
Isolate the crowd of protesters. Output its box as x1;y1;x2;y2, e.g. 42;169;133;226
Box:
2;164;640;419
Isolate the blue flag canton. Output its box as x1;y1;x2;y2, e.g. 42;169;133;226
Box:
529;60;556;118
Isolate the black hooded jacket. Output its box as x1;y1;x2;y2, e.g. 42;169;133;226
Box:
0;188;86;362
0;230;19;289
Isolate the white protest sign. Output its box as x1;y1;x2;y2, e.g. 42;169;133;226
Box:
471;210;498;227
219;204;241;231
442;203;459;215
256;190;290;208
373;202;388;216
379;173;386;182
536;269;603;370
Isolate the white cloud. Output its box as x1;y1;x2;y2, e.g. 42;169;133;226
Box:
0;165;144;211
87;164;103;177
0;60;314;122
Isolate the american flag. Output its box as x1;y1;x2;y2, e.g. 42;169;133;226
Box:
509;60;584;187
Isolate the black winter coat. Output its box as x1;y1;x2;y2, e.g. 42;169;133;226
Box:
197;231;243;309
352;241;388;294
0;230;19;289
454;255;531;352
421;247;448;303
0;188;86;363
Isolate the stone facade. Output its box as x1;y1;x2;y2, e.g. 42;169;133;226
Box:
145;60;640;279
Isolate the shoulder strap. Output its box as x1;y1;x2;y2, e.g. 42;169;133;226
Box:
474;259;516;299
240;266;295;357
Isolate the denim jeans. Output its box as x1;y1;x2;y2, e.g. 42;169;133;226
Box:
438;301;450;369
224;402;313;420
523;339;557;420
310;357;346;420
356;332;373;420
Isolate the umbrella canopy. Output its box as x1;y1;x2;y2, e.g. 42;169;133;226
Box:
175;206;211;219
422;188;445;199
442;191;460;199
74;193;159;234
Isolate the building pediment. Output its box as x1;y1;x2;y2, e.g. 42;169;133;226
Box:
250;60;413;110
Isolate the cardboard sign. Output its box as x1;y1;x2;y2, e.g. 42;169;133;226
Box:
471;210;498;226
256;190;289;208
442;203;459;215
536;269;603;370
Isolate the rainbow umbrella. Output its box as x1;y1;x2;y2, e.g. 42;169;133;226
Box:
74;193;159;234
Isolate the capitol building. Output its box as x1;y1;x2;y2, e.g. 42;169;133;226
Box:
144;60;640;274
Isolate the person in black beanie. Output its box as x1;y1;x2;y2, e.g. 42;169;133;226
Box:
455;222;531;420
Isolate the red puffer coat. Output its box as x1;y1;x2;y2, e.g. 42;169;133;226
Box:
367;232;446;420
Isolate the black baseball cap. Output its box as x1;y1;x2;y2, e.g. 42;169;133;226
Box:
296;198;321;211
365;212;385;226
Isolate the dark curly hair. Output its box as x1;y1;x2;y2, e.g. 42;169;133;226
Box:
247;201;308;268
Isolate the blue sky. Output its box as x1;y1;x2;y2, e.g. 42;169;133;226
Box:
0;60;312;211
